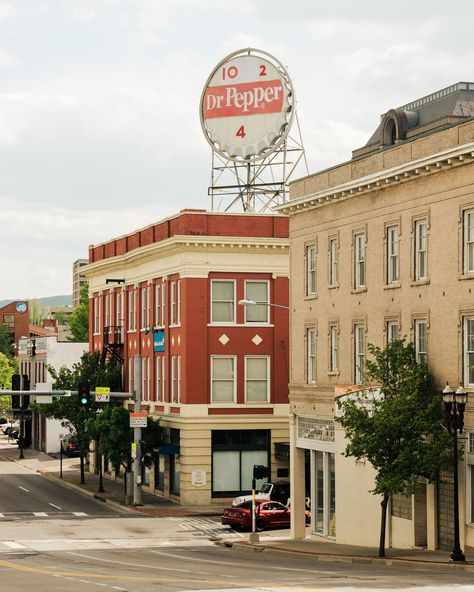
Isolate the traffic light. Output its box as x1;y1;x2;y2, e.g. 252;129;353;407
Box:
253;465;269;480
11;374;30;409
77;381;91;409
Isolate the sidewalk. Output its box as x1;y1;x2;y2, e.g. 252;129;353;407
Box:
2;439;474;571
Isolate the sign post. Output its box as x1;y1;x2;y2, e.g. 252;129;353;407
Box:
132;355;143;506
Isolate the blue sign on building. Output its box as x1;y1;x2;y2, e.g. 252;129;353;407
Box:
153;330;165;352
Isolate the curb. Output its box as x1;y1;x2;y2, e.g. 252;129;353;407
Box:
229;542;474;572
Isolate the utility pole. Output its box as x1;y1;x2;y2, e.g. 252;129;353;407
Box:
132;355;142;506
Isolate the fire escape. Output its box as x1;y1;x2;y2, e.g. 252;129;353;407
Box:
100;325;124;366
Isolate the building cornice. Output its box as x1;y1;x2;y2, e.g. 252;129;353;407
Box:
277;141;474;215
83;235;289;280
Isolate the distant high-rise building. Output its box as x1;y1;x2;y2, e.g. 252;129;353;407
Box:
72;258;88;307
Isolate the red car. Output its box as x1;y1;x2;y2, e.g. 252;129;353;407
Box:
221;500;311;531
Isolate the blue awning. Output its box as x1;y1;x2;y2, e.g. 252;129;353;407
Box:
153;444;180;455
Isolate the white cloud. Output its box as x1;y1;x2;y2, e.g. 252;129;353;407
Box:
0;47;18;68
0;1;17;19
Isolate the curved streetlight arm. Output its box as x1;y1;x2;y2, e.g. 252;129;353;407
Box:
238;299;289;310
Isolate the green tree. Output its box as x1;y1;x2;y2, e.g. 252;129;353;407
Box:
69;284;89;342
0;352;18;414
88;407;163;497
32;351;122;484
336;339;451;557
29;299;46;326
0;324;13;359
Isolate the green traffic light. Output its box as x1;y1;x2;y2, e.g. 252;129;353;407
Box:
81;397;88;405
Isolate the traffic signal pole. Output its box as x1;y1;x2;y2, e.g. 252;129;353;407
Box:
133;355;142;506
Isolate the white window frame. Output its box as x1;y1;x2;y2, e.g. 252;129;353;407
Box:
211;355;236;403
464;316;474;387
414;219;428;280
464;209;474;274
128;289;136;332
155;356;162;402
155;283;162;328
329;237;338;286
354;233;366;289
387;321;399;344
329;324;338;373
244;280;269;323
414;319;427;365
177;280;181;325
162;356;166;401
128;357;133;393
162;283;166;326
387;225;399;284
141;287;147;330
93;296;100;335
354;324;365;385
305;243;316;296
211;280;236;324
244;356;270;403
170;281;176;325
306;327;317;384
171;355;177;403
177;355;181;402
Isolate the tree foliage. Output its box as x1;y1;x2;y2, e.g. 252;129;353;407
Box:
29;299;46;326
0;324;13;359
32;350;123;483
69;283;89;342
336;339;451;556
0;351;17;390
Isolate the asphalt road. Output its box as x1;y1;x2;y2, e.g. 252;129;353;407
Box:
0;451;122;519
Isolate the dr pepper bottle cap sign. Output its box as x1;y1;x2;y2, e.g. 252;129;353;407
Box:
200;48;295;162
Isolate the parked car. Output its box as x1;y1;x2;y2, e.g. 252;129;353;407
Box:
61;434;80;456
3;421;19;436
222;500;311;532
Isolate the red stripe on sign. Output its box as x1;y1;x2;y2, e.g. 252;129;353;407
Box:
203;79;284;119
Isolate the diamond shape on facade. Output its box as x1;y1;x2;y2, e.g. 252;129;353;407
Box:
219;334;230;345
252;334;263;346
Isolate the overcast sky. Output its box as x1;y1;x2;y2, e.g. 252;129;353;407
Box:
1;0;473;300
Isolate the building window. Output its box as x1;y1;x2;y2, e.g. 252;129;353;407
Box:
128;289;136;332
141;287;150;330
115;291;123;327
306;328;316;384
464;209;474;274
177;280;181;325
170;282;176;325
211;356;235;402
387;225;399;284
305;244;316;296
414;319;427;365
245;356;270;402
155;356;162;402
354;324;365;385
162;356;166;401
414;219;428;280
171;356;179;403
244;280;269;323
93;297;100;334
155;284;163;327
329;324;338;373
128;357;133;393
387;321;399;344
464;317;474;387
162;283;166;326
211;280;235;323
104;293;111;329
354;233;366;289
329;237;338;286
211;429;270;497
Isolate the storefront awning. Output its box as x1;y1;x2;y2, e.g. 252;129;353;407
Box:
153;444;180;455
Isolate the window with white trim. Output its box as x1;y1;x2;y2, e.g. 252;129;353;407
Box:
354;233;366;289
306;328;316;384
141;287;150;330
128;357;133;393
211;280;235;323
414;319;427;365
329;238;338;286
354;324;365;385
155;356;162;402
211;356;235;402
464;316;474;387
387;225;399;284
244;280;269;323
245;356;270;402
329;324;338;373
162;356;166;401
93;297;100;334
171;356;180;403
387;321;399;344
115;291;123;326
141;357;150;401
464;209;474;274
177;280;181;325
104;293;111;329
170;282;176;325
155;284;163;327
414;220;428;280
305;244;316;296
128;289;136;331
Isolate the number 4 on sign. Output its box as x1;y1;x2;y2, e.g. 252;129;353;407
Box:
236;126;246;139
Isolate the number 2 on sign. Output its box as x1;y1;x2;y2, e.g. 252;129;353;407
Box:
236;125;246;139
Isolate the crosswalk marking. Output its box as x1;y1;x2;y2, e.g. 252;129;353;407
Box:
33;512;48;517
0;511;89;519
73;512;87;517
3;542;26;549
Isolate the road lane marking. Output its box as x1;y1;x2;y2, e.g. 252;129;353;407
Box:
49;503;62;510
73;512;88;517
18;486;30;493
68;551;194;573
0;513;4;518
3;542;26;549
33;512;48;517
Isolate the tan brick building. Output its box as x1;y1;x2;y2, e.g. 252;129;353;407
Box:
279;82;474;551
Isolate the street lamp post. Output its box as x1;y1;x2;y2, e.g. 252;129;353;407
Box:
441;383;468;563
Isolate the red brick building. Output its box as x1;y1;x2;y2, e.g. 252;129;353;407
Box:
0;300;30;353
85;209;290;506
